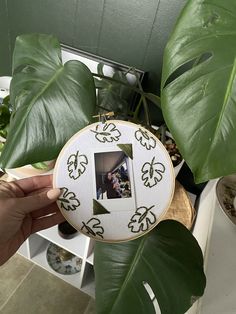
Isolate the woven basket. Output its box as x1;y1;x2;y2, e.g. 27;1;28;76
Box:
162;180;195;230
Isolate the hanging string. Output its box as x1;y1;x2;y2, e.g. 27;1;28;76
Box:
92;111;115;123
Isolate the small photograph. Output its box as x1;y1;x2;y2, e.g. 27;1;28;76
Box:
95;151;132;200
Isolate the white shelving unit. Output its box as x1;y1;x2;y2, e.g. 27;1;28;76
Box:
18;234;95;297
17;215;96;297
6;167;95;298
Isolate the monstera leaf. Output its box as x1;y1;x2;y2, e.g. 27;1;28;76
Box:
67;151;88;180
96;63;131;117
128;206;156;233
141;157;165;188
91;122;121;143
135;128;156;150
94;220;206;314
81;218;104;239
58;187;80;211
0;34;96;168
161;0;236;183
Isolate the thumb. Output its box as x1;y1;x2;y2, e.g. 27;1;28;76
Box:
17;188;61;214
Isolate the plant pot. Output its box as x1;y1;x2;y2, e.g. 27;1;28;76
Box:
162;180;195;229
151;125;184;176
58;221;78;239
216;174;236;226
163;132;184;176
0;76;11;103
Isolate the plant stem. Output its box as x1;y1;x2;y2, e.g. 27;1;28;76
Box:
160;124;166;145
92;72;140;92
92;72;160;125
133;97;143;121
92;73;161;104
134;72;151;127
96;104;111;112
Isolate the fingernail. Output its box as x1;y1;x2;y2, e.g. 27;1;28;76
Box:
47;188;61;200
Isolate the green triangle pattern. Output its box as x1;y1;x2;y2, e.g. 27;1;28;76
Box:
93;199;110;215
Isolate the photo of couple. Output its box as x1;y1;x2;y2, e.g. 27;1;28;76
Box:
95;151;132;200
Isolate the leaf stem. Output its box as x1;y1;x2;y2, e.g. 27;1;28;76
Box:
93;73;161;104
160;124;167;145
96;104;111;112
133;97;143;121
92;73;141;94
142;94;151;127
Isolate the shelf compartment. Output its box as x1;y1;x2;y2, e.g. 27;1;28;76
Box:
29;234;83;289
81;263;95;298
37;225;88;259
86;239;94;265
87;252;94;265
17;240;30;258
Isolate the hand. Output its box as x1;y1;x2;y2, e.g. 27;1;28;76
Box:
0;174;65;265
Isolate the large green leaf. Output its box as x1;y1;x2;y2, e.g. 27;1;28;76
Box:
94;220;206;314
0;34;96;168
161;0;236;183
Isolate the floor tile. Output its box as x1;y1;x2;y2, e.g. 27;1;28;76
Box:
1;265;90;314
0;254;33;307
84;298;96;314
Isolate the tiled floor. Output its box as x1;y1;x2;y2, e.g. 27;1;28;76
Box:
0;254;95;314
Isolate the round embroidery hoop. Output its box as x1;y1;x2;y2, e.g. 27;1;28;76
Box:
53;120;175;242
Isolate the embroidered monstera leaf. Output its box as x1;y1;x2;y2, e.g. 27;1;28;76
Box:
67;151;88;180
135;128;156;150
91;123;121;143
58;187;80;211
141;157;165;188
81;218;104;239
128;206;156;233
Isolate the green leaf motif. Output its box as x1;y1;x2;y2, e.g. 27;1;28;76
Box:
67;151;88;180
161;0;236;183
81;218;104;239
135;128;156;150
91;123;121;143
0;34;96;168
117;143;133;159
58;187;80;211
128;205;156;233
93;199;110;215
141;157;165;188
94;220;206;314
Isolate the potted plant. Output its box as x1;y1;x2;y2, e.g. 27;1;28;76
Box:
0;34;205;314
1;0;234;313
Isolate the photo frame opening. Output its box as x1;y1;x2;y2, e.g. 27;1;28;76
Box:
95;151;132;200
